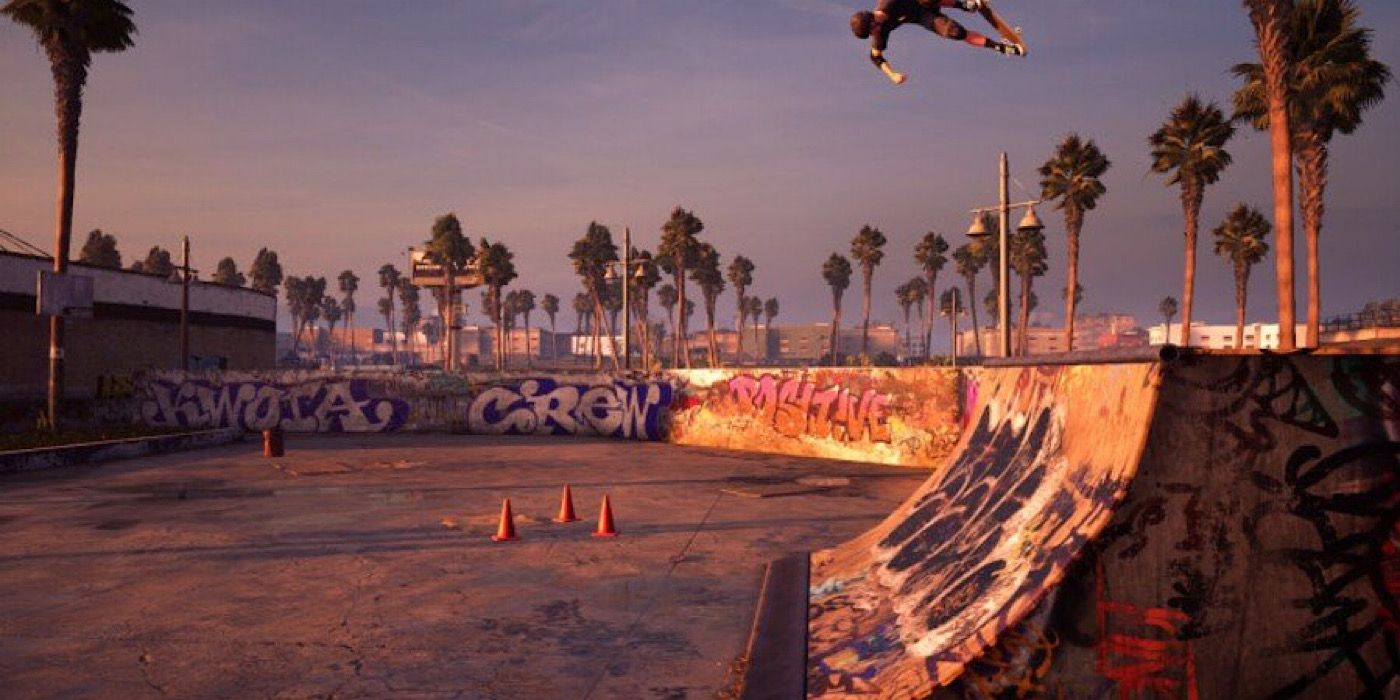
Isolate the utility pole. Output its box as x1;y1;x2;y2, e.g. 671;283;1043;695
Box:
622;227;631;371
180;236;191;371
998;153;1011;358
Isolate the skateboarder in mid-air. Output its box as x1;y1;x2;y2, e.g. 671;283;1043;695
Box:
851;0;1024;85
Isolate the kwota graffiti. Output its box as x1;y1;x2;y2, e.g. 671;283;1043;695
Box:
141;377;410;433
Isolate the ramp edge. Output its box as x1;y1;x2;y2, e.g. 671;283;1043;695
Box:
739;552;810;700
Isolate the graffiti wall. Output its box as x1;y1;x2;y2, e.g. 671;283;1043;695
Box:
668;367;962;468
134;371;671;440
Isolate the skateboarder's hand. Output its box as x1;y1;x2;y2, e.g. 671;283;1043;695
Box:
888;71;907;85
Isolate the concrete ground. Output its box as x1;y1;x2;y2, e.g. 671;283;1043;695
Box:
0;434;924;699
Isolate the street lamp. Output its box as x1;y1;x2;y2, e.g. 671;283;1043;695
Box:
603;227;648;371
965;152;1043;358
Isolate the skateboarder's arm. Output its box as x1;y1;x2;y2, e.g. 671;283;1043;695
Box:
869;12;907;84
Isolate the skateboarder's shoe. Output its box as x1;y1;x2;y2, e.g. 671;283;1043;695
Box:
960;0;986;11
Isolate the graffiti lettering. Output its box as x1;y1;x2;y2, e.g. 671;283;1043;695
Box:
466;379;671;441
140;378;409;433
1095;595;1198;700
727;375;891;443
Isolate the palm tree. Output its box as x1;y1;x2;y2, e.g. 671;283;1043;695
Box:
377;264;402;365
479;239;518;372
1241;0;1300;351
1159;296;1179;343
692;243;725;367
951;243;987;356
907;278;928;358
5;0;136;428
1213;204;1273;349
250;248;283;296
726;255;755;362
516;289;536;368
321;296;343;368
939;287;964;363
399;283;421;363
337;270;360;363
1039;133;1110;352
1009;227;1048;356
78;229;121;268
895;281;914;354
822;254;853;367
568;222;620;370
762;297;779;362
1233;0;1390;347
1149;94;1236;349
850;225;887;357
424;213;476;370
659;207;703;369
657;283;679;364
913;232;949;358
572;291;591;334
541;293;560;360
212;257;245;287
376;297;394;363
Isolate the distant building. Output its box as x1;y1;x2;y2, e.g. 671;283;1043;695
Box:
957;313;1146;356
1148;322;1308;349
1;250;275;400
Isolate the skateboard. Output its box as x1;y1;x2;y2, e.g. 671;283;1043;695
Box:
978;1;1027;54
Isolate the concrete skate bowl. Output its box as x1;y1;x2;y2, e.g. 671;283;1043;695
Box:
746;353;1400;700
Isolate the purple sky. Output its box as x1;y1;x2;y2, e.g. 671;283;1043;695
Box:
2;1;1397;344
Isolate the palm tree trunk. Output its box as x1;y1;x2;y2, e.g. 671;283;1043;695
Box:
924;272;937;359
901;308;911;359
735;291;746;363
967;274;982;356
861;271;872;355
830;296;842;367
1064;208;1083;352
44;56;87;428
1019;274;1032;357
1247;0;1297;350
705;301;718;367
600;300;622;372
1296;132;1326;348
677;268;691;369
1180;183;1203;347
1235;262;1249;350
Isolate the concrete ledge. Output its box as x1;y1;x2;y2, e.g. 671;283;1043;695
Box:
0;428;244;474
741;552;810;700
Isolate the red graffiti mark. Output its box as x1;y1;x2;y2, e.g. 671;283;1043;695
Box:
726;375;892;444
1096;565;1198;700
1379;520;1400;635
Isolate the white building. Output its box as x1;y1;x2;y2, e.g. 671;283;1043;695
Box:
1148;322;1308;350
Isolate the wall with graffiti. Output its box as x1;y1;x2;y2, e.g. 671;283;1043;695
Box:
667;367;963;468
801;354;1400;699
134;370;673;440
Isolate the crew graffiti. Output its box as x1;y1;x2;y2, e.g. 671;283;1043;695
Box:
140;378;410;432
466;378;672;441
726;374;892;443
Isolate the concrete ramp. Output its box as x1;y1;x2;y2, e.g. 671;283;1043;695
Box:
793;354;1400;699
806;363;1163;697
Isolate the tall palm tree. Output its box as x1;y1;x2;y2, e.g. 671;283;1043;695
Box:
844;226;882;357
1242;0;1300;350
1213;204;1273;349
762;298;779;362
657;283;678;365
321;296;343;368
376;297;394;363
939;287;964;363
1159;296;1180;343
399;283;421;363
377;264;402;365
692;243;725;367
1149;95;1236;348
822;254;853;367
726;255;755;362
572;292;591;335
478;239;518;372
895;281;914;354
424;213;476;370
908;278;928;358
951;243;988;356
1233;0;1390;347
568;222;620;370
541;293;560;360
5;0;136;428
659;207;703;368
516;289;536;368
1039;133;1111;352
1009;227;1048;356
337;270;359;363
913;232;948;358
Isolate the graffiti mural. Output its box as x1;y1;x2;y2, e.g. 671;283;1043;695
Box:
465;378;672;441
670;367;961;468
806;363;1162;697
140;376;410;433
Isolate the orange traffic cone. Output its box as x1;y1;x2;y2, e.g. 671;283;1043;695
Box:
592;494;619;538
554;485;580;523
491;498;519;542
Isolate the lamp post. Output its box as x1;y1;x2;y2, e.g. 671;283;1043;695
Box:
965;152;1043;358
